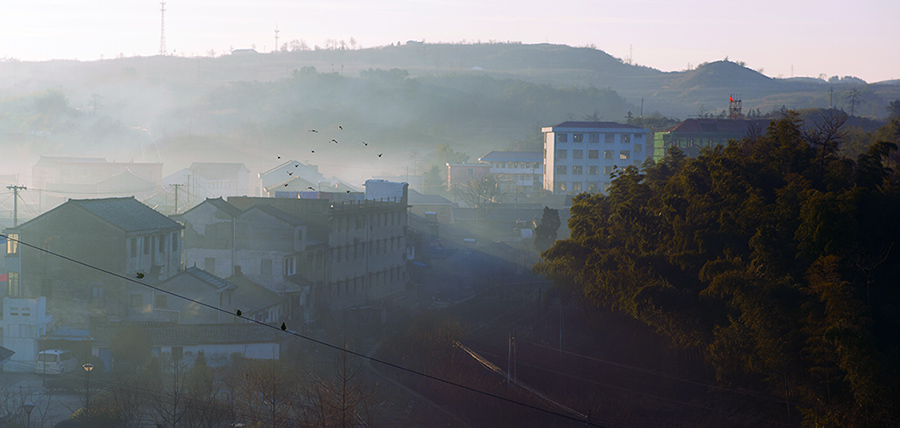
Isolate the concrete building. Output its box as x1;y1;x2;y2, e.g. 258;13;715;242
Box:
1;297;52;372
31;156;163;212
541;121;650;193
446;163;491;192
652;118;771;160
3;197;183;327
477;151;543;196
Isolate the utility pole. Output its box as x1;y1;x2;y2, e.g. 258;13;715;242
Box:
171;183;183;214
7;185;27;227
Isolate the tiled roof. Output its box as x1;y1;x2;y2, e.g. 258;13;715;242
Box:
408;189;453;205
34;156;107;167
550;121;643;130
226;274;285;312
244;204;306;226
182;266;239;291
69;197;182;233
478;151;542;162
91;323;282;346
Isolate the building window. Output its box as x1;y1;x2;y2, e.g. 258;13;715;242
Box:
605;134;615;144
6;233;18;255
573;133;583;143
588;150;599;159
130;238;137;257
557;133;568;142
573;150;583;160
604;150;613;159
635;144;642;152
7;272;20;297
589;133;600;143
604;166;614;175
622;134;631;144
588;166;599;175
555;182;567;192
155;294;167;309
172;232;178;251
572;166;583;175
572;182;583;192
588;182;599;192
620;150;630;160
130;294;143;308
143;237;150;254
556;165;567;175
556;149;567;159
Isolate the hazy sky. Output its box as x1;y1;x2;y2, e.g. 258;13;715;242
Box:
1;0;898;82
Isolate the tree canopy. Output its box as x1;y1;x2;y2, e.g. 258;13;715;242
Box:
535;113;900;427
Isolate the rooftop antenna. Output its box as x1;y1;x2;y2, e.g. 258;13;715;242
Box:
274;25;280;52
159;1;167;55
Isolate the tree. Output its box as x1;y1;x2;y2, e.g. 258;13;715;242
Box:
533;207;560;252
886;99;900;119
423;164;445;194
459;174;505;221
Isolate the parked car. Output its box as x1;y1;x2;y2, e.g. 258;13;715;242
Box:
35;349;78;375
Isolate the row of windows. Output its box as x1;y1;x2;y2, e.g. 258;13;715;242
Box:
555;146;642;160
129;233;179;258
490;161;541;169
556;159;645;176
556;133;643;144
335;211;403;232
331;236;403;262
554;181;612;193
328;266;406;299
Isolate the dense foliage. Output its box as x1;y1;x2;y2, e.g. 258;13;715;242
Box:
535;112;900;427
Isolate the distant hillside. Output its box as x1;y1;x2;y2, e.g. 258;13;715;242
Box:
1;43;898;180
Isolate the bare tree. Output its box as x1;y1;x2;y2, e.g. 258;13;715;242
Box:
459;174;506;222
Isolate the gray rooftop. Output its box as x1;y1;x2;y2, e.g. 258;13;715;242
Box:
478;151;542;163
70;197;182;233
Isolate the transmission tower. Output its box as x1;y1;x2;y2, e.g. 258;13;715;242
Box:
274;25;280;52
159;1;167;56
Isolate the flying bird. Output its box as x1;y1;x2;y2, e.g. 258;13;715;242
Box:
295;164;299;167
311;150;315;153
331;139;338;144
136;272;145;279
288;172;293;176
284;183;289;187
236;309;242;316
362;141;368;146
281;322;287;331
307;186;316;190
309;129;318;133
338;125;343;130
377;153;383;157
277;156;281;159
346;190;351;193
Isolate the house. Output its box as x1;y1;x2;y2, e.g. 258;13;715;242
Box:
3;197;183;327
31;156;163;212
652;118;771;160
259;160;327;196
128;267;239;324
408;189;455;224
477;151;543;196
91;322;281;370
1;297;52;372
541;121;650;194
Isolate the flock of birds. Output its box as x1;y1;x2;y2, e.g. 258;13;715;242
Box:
276;124;383;191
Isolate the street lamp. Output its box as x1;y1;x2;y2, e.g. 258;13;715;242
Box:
23;401;35;428
82;363;94;411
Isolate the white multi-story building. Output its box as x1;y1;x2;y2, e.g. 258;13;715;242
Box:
542;121;650;193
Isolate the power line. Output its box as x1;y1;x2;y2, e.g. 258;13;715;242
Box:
0;233;604;427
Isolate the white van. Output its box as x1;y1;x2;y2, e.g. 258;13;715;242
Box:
36;349;78;375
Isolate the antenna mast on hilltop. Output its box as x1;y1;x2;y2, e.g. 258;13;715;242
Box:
728;94;743;120
274;25;280;52
159;1;167;55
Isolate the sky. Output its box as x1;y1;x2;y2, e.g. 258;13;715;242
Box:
0;0;898;82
